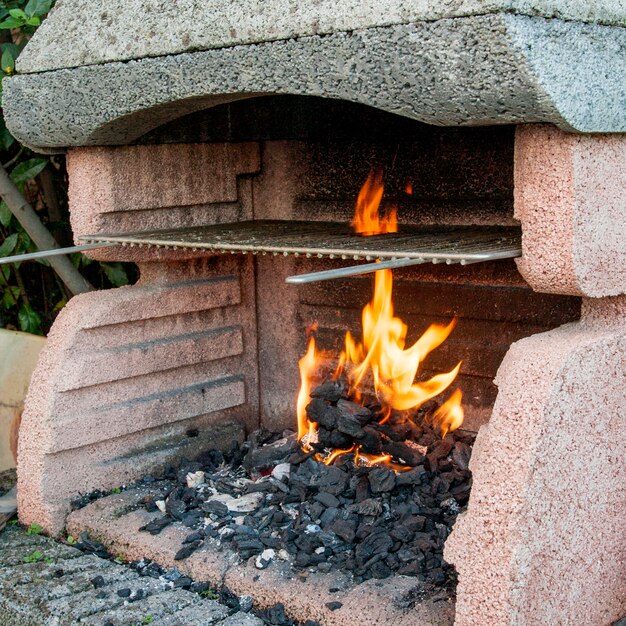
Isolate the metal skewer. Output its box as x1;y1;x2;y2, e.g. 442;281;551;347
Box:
0;243;118;265
285;254;509;284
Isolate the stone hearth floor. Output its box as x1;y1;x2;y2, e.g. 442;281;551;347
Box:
64;488;455;626
0;523;263;626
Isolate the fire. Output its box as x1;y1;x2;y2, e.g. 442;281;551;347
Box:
351;169;398;236
296;169;464;467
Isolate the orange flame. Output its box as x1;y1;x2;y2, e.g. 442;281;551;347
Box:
297;337;318;441
351;169;398;236
337;269;461;413
432;388;464;438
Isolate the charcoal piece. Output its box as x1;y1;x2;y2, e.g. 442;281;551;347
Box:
172;576;193;589
390;526;414;543
381;441;425;467
181;510;203;527
452;441;472;471
242;435;297;472
397;562;422;577
314;492;340;508
336;399;372;432
311;466;349;497
351;498;383;516
325;601;343;611
355;475;370;502
165;494;187;520
139;516;172;535
309;501;325;521
307;398;337;430
368;468;396;493
320;507;339;528
90;575;105;589
396;467;426;486
117;588;131;598
295;534;322;554
183;530;204;544
355;530;393;561
174;540;202;560
356;426;383;454
402;515;426;532
259;602;292;626
311;381;343;402
370;560;393;579
201;500;229;517
426;440;453;471
328;429;353;449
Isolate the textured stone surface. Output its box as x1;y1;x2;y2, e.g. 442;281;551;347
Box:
67;142;259;262
0;524;244;626
4;14;626;152
445;295;626;626
18;257;257;536
16;0;626;74
515;125;626;297
67;489;455;626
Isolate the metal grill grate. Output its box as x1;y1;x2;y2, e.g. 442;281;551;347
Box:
82;220;521;263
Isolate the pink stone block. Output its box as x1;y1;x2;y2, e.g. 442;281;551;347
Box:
67;142;260;262
18;256;259;535
445;295;626;625
514;124;626;297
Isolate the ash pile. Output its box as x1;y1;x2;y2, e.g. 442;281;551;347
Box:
138;380;474;587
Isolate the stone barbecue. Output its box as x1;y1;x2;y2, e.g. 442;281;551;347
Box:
3;1;625;625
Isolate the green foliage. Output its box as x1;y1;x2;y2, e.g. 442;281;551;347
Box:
141;616;154;624
26;522;42;535
200;588;219;600
65;534;77;545
0;0;136;335
23;549;43;563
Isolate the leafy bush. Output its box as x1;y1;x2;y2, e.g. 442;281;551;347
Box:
0;0;136;335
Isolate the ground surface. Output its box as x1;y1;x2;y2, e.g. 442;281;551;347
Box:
0;522;264;626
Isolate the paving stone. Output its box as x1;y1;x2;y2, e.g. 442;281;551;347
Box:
217;613;265;626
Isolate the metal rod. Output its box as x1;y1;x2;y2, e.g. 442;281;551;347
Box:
0;243;118;266
285;256;489;284
0;165;95;295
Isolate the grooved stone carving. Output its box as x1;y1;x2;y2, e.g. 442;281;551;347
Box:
17;257;259;536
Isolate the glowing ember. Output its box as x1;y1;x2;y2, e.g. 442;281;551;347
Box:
351;169;398;236
296;169;464;468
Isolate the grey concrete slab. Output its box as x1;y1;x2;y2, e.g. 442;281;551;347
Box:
16;0;626;74
3;13;625;153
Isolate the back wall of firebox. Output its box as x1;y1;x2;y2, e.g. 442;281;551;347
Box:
129;95;581;433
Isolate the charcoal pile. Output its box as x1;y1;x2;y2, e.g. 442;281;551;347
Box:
137;380;474;587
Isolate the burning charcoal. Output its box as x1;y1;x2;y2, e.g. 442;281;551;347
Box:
328;429;353;449
368;467;396;493
314;492;340;508
381;441;425;467
139;516;172;535
395;466;426;486
242;434;297;472
426;440;453;471
452;441;472;471
337;398;373;426
311;381;343;402
356;426;383;454
307;398;337;430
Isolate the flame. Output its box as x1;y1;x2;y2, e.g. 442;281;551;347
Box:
297;337;318;441
351;169;398;236
295;169;464;468
432;388;464;438
405;181;413;195
337;269;461;413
